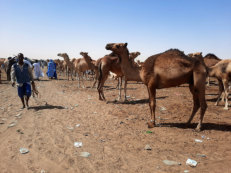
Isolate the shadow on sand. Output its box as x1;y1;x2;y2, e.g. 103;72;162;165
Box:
29;105;65;111
107;96;168;105
159;122;231;132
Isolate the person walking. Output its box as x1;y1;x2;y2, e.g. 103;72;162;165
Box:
11;53;34;109
33;60;44;80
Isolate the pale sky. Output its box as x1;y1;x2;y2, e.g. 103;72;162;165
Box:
0;0;231;61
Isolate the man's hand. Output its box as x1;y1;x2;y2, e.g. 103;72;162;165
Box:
12;82;15;87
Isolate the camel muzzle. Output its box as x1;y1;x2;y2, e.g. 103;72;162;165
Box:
105;44;113;50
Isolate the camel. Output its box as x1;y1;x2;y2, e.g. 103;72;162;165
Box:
97;52;141;101
106;43;207;131
57;53;73;80
204;53;221;86
0;59;5;84
79;52;98;85
53;59;64;75
72;56;91;88
208;59;231;110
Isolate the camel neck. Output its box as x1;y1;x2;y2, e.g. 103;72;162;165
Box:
119;50;142;81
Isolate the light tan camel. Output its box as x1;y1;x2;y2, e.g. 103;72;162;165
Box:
204;53;221;86
79;52;98;87
57;53;73;80
106;43;207;131
97;52;141;101
73;56;90;88
208;59;231;110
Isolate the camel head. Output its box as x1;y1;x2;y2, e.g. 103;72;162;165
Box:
105;43;128;54
57;53;69;60
129;52;140;60
188;52;202;58
80;52;88;57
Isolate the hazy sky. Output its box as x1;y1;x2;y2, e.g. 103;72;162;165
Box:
0;0;231;60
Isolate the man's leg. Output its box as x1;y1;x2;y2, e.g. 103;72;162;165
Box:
18;86;25;108
25;83;32;109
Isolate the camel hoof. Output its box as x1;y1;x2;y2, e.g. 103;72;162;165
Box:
147;121;155;128
214;103;218;106
224;107;229;110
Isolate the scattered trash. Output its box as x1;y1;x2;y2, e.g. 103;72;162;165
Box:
186;159;197;167
120;121;124;124
17;129;24;134
93;112;97;114
184;170;190;173
160;106;167;111
163;160;181;166
196;154;206;158
79;152;91;158
70;107;74;110
126;96;131;98
144;144;152;150
19;148;29;154
75;104;79;107
146;131;152;134
65;106;68;109
207;137;210;140
83;133;89;136
40;169;46;173
100;139;105;142
75;124;80;127
67;126;74;130
8;121;17;128
201;135;205;139
74;142;83;148
15;113;22;117
195;139;203;143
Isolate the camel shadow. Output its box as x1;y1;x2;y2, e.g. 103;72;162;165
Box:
109;96;168;105
206;97;231;102
159;122;231;132
29;105;65;111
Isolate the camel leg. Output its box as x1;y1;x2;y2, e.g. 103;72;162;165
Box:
97;73;108;101
92;71;98;88
194;73;207;131
187;84;200;125
77;73;81;88
147;85;156;128
223;80;229;110
117;77;122;101
215;79;224;106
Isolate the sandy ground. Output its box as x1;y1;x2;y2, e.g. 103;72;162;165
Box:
0;71;231;173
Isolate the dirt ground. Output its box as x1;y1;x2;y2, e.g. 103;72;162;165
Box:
0;71;231;173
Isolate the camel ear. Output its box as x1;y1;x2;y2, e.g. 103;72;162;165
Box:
124;43;128;47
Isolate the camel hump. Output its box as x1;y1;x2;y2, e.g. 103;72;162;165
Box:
204;53;221;60
163;49;185;56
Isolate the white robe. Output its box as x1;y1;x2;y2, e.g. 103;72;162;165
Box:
33;63;44;79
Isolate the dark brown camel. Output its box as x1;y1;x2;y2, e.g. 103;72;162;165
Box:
106;43;207;131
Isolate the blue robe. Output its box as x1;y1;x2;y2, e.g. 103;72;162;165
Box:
46;60;55;77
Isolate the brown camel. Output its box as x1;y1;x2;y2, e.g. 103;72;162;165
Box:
106;43;207;131
97;52;141;101
57;53;73;80
208;59;231;110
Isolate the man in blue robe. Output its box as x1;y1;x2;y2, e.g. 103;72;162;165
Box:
46;59;56;79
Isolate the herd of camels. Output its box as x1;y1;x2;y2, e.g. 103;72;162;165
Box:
0;43;231;131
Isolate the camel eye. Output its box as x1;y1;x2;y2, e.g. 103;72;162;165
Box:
116;45;120;48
